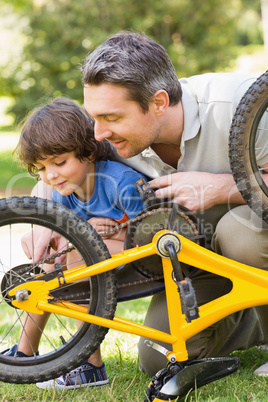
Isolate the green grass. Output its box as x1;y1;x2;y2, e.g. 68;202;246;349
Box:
0;297;267;401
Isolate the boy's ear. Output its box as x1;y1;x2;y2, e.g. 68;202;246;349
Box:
152;90;170;116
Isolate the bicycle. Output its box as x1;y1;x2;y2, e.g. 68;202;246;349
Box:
0;70;267;401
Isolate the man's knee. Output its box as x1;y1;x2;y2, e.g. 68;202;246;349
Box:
212;205;268;268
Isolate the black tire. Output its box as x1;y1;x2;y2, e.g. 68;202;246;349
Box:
0;197;117;384
229;70;268;223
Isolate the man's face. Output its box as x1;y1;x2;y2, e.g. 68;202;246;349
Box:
83;83;161;159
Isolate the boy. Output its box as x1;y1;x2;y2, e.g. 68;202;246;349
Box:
1;96;146;389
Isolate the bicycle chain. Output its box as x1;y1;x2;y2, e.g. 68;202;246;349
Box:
99;206;199;237
38;207;200;301
39;206;199;265
37;244;76;266
117;274;165;289
50;273;166;303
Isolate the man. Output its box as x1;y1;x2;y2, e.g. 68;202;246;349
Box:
28;31;268;377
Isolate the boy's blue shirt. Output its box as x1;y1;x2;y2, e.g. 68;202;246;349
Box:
52;160;146;222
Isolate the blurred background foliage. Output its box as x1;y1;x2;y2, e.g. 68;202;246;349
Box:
0;0;265;124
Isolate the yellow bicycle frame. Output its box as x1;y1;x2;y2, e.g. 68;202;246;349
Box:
9;230;268;364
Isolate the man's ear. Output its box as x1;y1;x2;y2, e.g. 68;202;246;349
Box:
152;90;170;116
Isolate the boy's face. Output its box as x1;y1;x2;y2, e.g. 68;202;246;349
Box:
84;83;162;159
34;152;94;201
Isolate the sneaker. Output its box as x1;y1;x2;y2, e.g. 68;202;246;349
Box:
1;344;38;357
254;362;268;377
36;361;109;390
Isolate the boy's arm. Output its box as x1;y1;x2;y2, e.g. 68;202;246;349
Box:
21;181;64;263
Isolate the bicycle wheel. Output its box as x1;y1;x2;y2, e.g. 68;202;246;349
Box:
0;197;117;384
229;70;268;223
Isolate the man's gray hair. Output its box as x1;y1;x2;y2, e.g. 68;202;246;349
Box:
81;31;182;112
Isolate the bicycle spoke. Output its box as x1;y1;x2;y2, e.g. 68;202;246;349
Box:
0;222;88;359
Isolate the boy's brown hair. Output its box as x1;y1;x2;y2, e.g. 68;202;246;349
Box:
16;97;111;177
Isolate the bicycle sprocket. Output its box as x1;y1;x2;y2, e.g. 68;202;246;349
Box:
124;202;205;277
1;263;45;307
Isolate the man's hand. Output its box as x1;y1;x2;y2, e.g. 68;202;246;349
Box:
149;171;244;212
21;226;67;264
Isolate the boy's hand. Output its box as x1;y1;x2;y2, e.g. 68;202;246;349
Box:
88;217;120;238
21;226;67;264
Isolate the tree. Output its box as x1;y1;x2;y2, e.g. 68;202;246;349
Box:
0;0;262;122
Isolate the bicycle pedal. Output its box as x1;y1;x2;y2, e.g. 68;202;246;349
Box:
178;277;199;322
134;177;160;208
144;356;239;401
